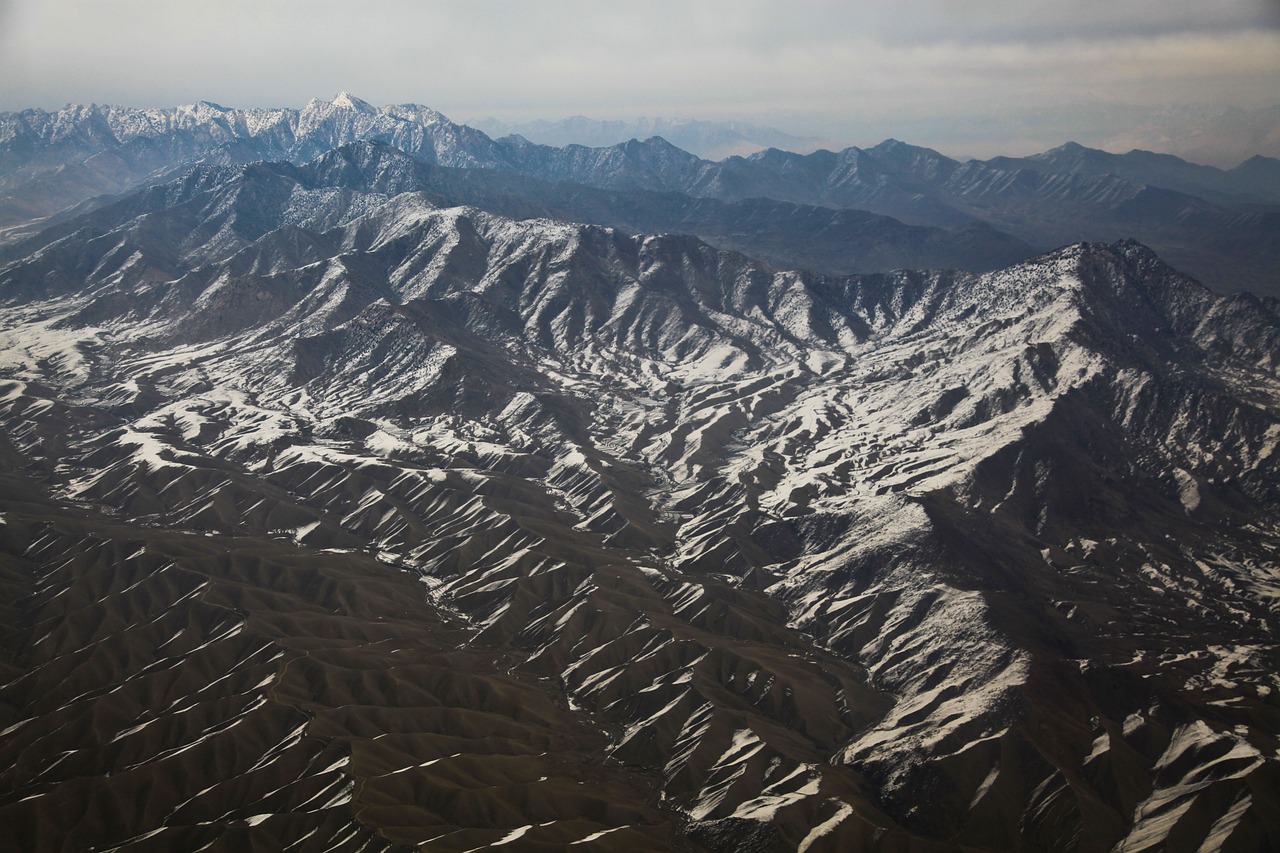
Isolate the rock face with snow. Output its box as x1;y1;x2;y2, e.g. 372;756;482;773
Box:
1;145;1278;851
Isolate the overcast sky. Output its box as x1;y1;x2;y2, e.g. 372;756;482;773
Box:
2;0;1278;161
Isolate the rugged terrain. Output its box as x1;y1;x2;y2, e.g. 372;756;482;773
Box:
1;145;1278;851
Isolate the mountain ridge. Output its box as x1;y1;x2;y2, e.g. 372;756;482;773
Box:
470;114;828;161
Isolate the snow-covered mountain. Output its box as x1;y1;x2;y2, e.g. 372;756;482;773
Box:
0;94;509;227
4;95;1279;297
1;150;1278;851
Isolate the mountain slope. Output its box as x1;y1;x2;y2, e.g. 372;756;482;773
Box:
1;159;1278;850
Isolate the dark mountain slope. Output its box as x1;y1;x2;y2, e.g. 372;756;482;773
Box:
989;141;1280;205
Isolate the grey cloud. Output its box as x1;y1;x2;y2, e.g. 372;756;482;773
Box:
859;0;1280;46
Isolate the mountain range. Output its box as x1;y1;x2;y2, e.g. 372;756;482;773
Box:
1;97;1279;851
3;93;1279;298
466;115;829;161
1099;103;1280;170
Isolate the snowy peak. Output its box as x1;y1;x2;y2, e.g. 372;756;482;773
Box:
328;91;376;113
298;92;382;128
303;91;380;114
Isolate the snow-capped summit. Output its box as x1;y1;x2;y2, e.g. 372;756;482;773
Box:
328;91;375;112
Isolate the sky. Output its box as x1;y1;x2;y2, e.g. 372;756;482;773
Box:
2;0;1278;163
